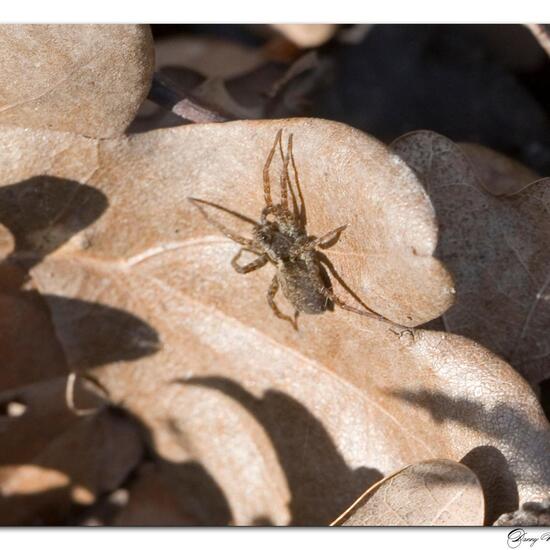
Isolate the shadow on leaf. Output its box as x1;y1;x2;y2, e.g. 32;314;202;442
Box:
177;375;383;526
0;176;161;524
388;388;547;523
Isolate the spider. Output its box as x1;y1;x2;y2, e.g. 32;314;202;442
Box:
189;129;393;330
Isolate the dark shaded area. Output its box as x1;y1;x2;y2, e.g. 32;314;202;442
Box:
179;376;383;526
0;176;108;271
151;24;550;174
0;177;162;524
0;176;160;376
42;295;160;370
313;25;550;174
461;445;519;524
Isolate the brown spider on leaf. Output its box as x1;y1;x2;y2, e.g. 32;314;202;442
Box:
189;129;397;330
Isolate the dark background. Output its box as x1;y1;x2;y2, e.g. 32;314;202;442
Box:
151;24;550;175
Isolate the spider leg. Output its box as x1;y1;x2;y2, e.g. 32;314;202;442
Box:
277;132;290;209
315;254;404;328
267;275;298;330
264;129;282;208
187;197;258;225
314;280;390;323
288;133;307;229
231;249;268;274
292;225;348;257
189;197;257;248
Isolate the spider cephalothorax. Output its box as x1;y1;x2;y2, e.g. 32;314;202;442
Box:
189;129;391;329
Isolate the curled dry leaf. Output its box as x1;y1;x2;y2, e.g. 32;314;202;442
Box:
1;119;550;525
332;459;484;526
0;25;155;137
391;131;550;385
495;498;550;526
271;24;338;48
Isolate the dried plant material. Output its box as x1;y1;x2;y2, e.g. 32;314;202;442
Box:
0;277;68;392
332;459;484;526
2;120;550;525
0;25;154;137
139;51;330;131
460;142;544;196
113;463;229;527
392;131;550;385
272;24;338;48
0;377;143;525
495;498;550;526
527;24;550;57
155;36;266;80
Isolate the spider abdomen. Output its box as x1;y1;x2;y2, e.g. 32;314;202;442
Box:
278;255;328;315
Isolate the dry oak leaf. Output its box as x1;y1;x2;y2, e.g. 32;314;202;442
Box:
332;459;484;526
1;120;550;525
0;24;154;137
0;376;143;525
391;131;550;385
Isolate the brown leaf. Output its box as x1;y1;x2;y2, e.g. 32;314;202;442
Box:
0;25;154;137
113;461;228;526
1;120;550;526
392;131;550;385
0;377;143;525
460;142;542;196
332;459;484;526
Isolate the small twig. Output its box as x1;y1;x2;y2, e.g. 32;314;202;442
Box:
148;72;231;123
65;372;108;417
527;24;550;57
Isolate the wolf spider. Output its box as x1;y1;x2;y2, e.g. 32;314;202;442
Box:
189;129;393;330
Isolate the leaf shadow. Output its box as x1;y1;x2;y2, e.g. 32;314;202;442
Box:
393;145;550;383
0;176;162;523
0;175;160;374
388;388;549;523
176;375;383;526
0;176;108;271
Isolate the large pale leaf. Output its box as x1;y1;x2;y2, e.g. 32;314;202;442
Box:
392;131;550;385
0;25;154;137
1;119;549;526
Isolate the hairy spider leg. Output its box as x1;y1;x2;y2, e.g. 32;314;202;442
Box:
187;197;258;225
316;254;404;328
276;131;292;209
189;197;260;250
267;275;299;330
263;129;282;208
231;248;269;274
288;134;307;229
278;134;300;221
292;225;348;258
